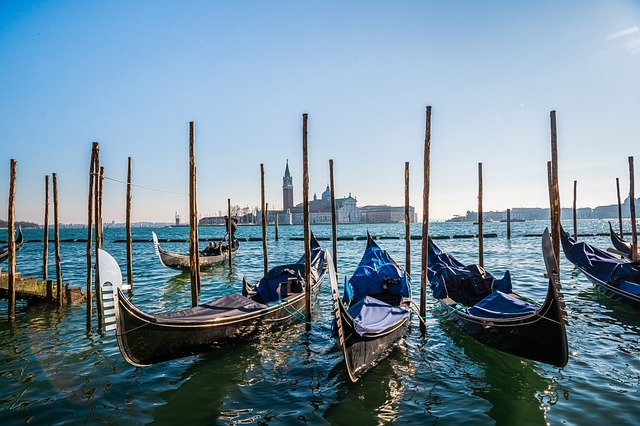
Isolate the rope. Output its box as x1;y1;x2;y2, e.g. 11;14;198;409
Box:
101;175;188;195
275;300;313;325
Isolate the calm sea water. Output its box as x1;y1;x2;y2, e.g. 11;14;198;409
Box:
1;219;639;425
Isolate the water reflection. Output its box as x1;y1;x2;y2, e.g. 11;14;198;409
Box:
440;323;551;425
150;342;259;425
323;338;415;425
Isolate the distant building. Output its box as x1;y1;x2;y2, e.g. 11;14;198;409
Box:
360;205;416;223
448;196;640;222
201;161;415;226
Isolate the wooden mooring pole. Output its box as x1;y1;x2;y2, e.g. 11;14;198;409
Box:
549;111;561;266
53;173;63;307
629;156;637;263
43;175;49;282
572;180;578;240
7;159;17;321
95;162;104;327
506;208;511;240
126;157;133;294
188;121;200;306
275;214;279;241
616;177;623;238
404;161;411;275
260;163;268;275
86;143;97;331
302;113;312;331
420;106;431;336
478;162;484;268
547;161;560;269
329;159;338;271
227;198;232;267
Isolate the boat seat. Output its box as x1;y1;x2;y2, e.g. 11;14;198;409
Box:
153;293;267;324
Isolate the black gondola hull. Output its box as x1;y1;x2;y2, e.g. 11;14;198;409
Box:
336;301;409;381
115;289;318;366
441;279;568;367
580;268;640;309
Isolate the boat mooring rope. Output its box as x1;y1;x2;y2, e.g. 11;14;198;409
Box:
275;300;313;325
100;174;188;195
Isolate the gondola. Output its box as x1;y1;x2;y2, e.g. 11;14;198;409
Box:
152;231;239;270
99;235;327;366
0;228;24;263
561;227;640;309
608;221;639;261
427;228;569;367
329;234;412;382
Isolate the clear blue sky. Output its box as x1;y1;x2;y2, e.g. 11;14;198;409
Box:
1;1;639;224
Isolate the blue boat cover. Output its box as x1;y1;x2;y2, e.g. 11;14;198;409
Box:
560;229;640;296
465;291;537;319
347;295;410;336
344;240;410;303
255;241;326;303
427;240;512;303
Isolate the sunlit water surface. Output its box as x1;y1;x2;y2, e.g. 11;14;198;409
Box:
1;220;639;425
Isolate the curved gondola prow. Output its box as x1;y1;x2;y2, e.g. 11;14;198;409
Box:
151;231;168;267
98;249;130;333
326;251;359;383
609;221;634;259
540;228;569;367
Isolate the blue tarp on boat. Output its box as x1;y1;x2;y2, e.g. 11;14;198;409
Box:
256;236;325;303
344;238;410;303
427;239;512;304
347;295;410;336
465;291;537;319
560;229;640;294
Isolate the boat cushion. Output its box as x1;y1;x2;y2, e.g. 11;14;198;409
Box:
465;291;538;319
347;295;410;337
346;243;410;303
153;293;267;323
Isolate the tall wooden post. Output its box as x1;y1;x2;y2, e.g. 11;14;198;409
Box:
547;161;561;269
478;162;484;268
616;177;623;238
7;159;17;321
549;110;561;266
506;208;511;240
94;163;104;326
126;157;133;294
302;113;312;331
275;213;279;241
572;180;578;240
260;163;268;275
420;106;431;335
53;173;63;307
227;198;232;267
404;162;411;274
629;156;637;263
43;175;49;281
188;121;200;306
329;159;338;271
86;143;97;331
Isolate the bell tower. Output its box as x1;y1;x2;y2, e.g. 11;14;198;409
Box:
283;160;293;211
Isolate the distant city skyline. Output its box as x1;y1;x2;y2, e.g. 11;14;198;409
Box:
0;1;638;224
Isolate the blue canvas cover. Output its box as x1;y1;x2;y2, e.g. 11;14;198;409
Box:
465;291;538;319
256;264;305;303
255;237;325;303
347;295;410;336
427;239;512;302
560;229;640;296
344;238;410;303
